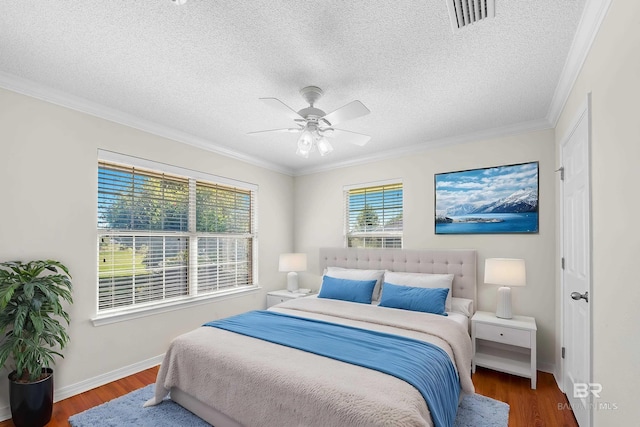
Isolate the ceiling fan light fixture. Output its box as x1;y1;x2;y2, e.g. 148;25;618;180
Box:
251;86;371;159
295;145;311;158
317;137;333;156
296;128;314;158
297;128;314;148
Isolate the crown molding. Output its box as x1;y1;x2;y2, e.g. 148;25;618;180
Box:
297;0;613;177
0;70;554;178
3;0;602;183
2;71;551;178
293;118;553;176
0;72;294;176
546;0;613;126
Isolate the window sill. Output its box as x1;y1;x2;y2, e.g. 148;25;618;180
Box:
91;286;261;326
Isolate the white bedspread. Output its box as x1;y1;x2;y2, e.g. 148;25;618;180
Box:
146;297;474;427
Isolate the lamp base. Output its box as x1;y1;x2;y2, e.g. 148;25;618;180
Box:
286;272;299;292
496;286;513;319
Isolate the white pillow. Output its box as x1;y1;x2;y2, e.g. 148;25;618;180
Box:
451;297;474;317
383;271;454;311
325;267;385;301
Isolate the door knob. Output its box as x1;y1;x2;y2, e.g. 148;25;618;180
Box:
570;291;589;302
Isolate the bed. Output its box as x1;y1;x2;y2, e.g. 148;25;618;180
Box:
145;247;477;427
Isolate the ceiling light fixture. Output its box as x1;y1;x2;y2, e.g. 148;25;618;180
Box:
249;86;369;158
295;122;334;158
316;136;334;156
296;127;314;158
171;0;187;5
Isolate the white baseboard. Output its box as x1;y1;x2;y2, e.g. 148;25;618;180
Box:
0;354;164;422
538;361;555;375
0;405;8;423
554;370;565;393
53;354;165;402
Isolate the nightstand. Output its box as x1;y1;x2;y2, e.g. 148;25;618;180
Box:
266;289;313;308
471;310;537;389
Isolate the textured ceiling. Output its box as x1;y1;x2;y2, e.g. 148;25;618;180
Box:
0;0;587;175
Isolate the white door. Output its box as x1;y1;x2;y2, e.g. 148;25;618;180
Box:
561;98;592;427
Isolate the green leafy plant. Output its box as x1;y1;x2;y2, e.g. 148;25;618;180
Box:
0;260;73;383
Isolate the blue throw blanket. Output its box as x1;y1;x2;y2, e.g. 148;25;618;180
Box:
204;310;460;427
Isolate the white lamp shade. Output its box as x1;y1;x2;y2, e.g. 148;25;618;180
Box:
485;258;526;319
279;253;307;292
484;258;526;287
279;253;307;272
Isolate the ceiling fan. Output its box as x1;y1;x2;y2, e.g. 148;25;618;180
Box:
248;86;371;158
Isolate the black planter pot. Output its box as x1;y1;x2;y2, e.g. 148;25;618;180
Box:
9;368;54;427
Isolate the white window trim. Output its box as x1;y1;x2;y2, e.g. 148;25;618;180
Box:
98;149;258;192
343;178;403;192
91;285;261;326
96;150;259;321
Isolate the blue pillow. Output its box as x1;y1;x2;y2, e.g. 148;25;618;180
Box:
318;276;377;304
378;282;449;316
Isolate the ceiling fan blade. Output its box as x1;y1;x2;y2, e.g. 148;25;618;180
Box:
321;100;370;126
247;128;301;135
259;98;304;120
329;128;371;146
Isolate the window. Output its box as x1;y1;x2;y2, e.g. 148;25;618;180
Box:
97;152;257;314
344;181;403;248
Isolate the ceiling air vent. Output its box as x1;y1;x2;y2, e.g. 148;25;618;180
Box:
446;0;495;31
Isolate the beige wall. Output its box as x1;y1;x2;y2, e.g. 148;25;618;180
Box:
555;0;640;424
3;2;639;422
294;129;557;370
0;87;294;413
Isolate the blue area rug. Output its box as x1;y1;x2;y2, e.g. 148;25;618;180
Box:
68;384;509;426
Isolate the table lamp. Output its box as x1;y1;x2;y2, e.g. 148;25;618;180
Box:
279;253;307;292
484;258;526;319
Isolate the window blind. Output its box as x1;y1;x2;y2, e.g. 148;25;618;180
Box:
196;182;252;233
98;158;257;313
345;182;403;248
98;235;188;310
98;162;189;231
195;181;254;293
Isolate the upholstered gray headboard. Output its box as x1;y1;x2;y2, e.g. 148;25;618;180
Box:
319;247;477;304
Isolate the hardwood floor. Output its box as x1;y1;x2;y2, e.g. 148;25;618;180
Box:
0;366;158;427
0;366;577;427
473;367;578;427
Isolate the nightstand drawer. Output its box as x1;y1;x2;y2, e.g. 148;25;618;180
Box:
475;323;530;348
267;295;290;307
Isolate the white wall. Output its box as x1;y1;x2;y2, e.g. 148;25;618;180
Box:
555;0;640;423
294;129;557;370
0;87;294;414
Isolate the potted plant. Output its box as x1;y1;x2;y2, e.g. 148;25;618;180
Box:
0;260;73;427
